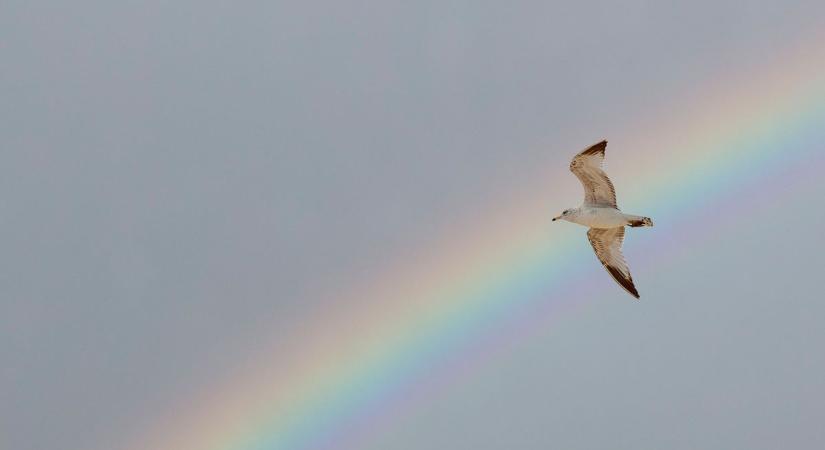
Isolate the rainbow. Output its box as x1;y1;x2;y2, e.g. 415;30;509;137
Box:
130;38;825;450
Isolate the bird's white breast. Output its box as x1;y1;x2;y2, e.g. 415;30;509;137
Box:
573;206;628;229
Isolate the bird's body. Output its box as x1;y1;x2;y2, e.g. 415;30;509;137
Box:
553;140;652;299
560;206;650;229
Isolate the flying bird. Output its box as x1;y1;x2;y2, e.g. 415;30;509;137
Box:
553;140;653;299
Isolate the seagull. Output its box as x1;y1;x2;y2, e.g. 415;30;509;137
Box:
552;140;653;299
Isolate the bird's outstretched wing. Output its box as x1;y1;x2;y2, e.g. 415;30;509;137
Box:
586;227;639;298
570;140;617;207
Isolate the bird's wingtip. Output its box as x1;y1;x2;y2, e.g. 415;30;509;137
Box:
580;140;608;156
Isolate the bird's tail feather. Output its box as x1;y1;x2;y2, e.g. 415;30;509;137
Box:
627;215;653;227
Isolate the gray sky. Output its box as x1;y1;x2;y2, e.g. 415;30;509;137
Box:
2;2;824;450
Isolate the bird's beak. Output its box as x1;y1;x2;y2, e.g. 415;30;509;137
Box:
552;215;561;222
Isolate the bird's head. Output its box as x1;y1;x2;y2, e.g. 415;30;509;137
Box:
553;208;574;222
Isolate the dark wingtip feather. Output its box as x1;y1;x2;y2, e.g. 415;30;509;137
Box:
582;140;608;156
606;265;640;299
